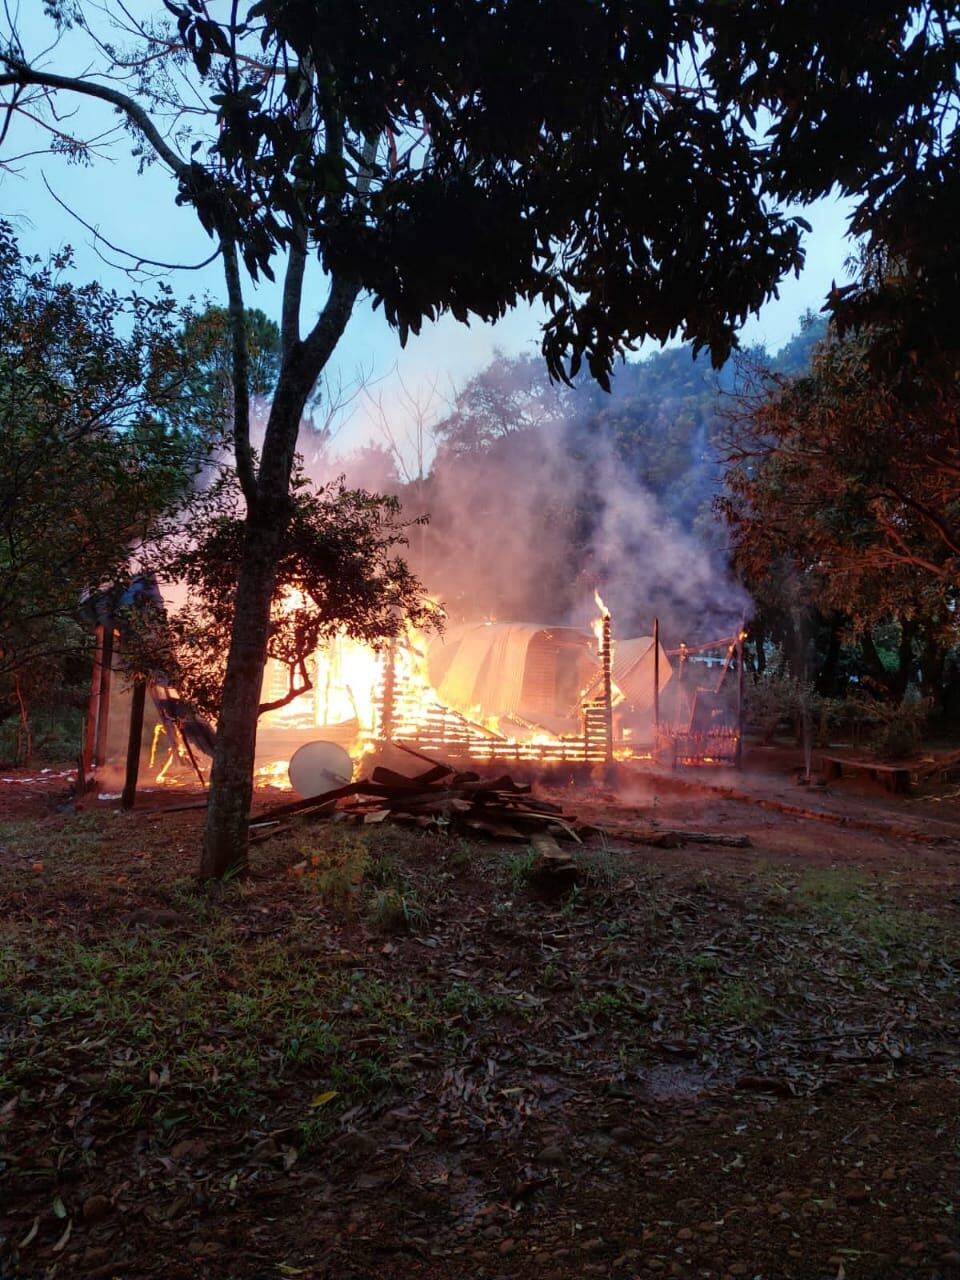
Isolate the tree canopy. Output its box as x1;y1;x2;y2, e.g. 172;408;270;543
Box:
151;468;439;723
0;222;217;689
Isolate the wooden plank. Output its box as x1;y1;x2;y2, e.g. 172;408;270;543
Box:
530;830;563;856
460;818;528;842
459;775;532;795
819;756;911;794
371;764;452;788
670;830;752;848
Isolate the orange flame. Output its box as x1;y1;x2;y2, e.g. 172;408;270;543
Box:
155;590;654;790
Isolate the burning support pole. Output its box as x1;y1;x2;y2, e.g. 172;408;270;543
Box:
94;625;116;768
673;642;688;770
735;626;746;770
653;617;660;742
601;606;614;765
380;636;397;743
83;623;105;778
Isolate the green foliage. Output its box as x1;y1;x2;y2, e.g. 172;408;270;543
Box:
723;329;960;621
143;466;441;720
846;689;931;759
433;353;570;456
722;307;960;707
0;223;219;752
0;705;82;766
366;886;429;934
179;305;282;404
502;848;538;893
743;665;820;742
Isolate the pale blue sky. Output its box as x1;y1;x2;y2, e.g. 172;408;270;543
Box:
1;5;856;452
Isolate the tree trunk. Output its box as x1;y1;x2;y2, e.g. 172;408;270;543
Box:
814;615;842;696
919;623;946;710
200;509;284;878
753;618;766;675
200;319;354;878
891;617;915;704
859;630;891;698
14;676;31;767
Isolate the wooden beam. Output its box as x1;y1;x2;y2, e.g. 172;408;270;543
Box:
653;617;661;737
94;626;116;768
121;677;147;809
83;623;104;776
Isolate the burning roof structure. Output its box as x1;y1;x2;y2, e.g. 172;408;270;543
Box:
427;621;670;738
82;582;745;805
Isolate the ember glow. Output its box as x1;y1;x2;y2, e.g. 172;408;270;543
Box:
144;593;691;793
242;592;670;789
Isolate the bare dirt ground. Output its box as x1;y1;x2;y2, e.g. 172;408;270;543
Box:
0;753;958;1280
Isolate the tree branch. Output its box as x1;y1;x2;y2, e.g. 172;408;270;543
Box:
279;57;314;356
221;236;258;509
41;174;221;272
0;57;188;176
257;657;312;716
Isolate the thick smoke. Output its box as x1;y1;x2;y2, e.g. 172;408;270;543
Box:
239;347;756;647
369;349;752;647
569;425;750;641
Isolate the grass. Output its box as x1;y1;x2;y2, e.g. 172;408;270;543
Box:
502;846;537;891
787;866;941;984
578;983;650;1025
2;799;960;1280
2;809;958;1182
0;917;458;1135
579;847;622;889
710;978;767;1025
366;885;429;933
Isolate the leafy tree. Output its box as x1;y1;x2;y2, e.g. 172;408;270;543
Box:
147;467;438;722
433;353;571;457
3;2;955;873
0;222;218;748
179;305;283;410
720;326;960;702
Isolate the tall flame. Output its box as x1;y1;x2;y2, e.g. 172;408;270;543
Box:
153;590;649;790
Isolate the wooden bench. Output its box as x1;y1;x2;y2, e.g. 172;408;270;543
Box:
819;755;912;795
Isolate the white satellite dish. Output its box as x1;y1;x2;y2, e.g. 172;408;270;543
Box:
288;740;354;799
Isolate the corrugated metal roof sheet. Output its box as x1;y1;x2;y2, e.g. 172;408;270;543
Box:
610;637;673;708
429;622;672;722
429;623;585;717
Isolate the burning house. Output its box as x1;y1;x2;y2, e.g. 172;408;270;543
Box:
254;602;673;780
83;583;749;803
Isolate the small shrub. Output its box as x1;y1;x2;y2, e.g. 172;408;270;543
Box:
503;848;537;891
307;831;369;907
366;887;429;934
447;838;475;870
711;979;766;1025
366;850;403;890
580;848;621;889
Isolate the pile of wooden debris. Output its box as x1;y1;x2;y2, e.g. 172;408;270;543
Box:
248;747;750;856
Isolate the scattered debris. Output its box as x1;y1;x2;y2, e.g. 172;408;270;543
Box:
248;751;748;852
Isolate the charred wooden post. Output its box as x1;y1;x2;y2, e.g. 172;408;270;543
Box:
601;608;614;764
121;677;147;809
735;627;746;770
83;623;105;777
94;626;117;768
